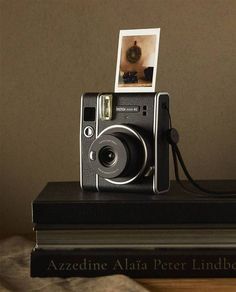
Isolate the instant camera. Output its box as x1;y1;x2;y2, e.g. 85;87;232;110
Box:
80;92;170;194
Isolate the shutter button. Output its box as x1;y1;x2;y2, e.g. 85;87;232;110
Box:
84;126;94;138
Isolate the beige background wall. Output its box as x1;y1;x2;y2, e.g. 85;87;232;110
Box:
1;0;236;238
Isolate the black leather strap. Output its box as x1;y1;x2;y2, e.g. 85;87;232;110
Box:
165;107;236;197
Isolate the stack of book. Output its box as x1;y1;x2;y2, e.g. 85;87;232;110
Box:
31;180;236;278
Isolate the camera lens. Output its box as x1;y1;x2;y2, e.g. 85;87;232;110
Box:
99;146;117;167
89;134;128;178
88;127;149;181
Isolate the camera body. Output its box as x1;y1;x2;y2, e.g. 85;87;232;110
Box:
80;92;170;194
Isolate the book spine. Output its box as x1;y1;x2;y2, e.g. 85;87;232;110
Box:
31;249;236;278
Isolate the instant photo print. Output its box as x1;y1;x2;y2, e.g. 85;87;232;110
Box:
115;28;160;93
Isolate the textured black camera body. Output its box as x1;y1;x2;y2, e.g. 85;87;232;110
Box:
80;92;169;194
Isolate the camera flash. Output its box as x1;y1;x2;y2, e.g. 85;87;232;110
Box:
99;94;113;120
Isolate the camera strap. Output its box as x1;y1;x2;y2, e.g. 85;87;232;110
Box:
165;107;236;197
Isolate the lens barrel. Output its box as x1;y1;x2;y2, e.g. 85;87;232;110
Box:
88;125;149;183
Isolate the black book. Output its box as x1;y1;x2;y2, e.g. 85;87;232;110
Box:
31;247;236;278
34;226;236;249
32;180;236;225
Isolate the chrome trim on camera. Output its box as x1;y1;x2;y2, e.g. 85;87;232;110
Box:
153;92;170;194
79;94;84;189
95;94;100;191
152;93;158;194
96;124;148;185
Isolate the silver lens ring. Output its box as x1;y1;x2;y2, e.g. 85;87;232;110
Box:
97;125;148;185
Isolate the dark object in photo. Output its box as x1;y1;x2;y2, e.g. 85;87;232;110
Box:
126;41;142;63
123;71;138;83
144;67;154;82
80;92;169;194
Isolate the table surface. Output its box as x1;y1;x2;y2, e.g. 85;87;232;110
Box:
137;278;236;292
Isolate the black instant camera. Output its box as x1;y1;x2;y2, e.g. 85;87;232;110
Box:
80;92;170;194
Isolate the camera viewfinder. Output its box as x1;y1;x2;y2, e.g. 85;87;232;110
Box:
84;107;96;121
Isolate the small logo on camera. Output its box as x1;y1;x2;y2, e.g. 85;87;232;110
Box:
116;106;140;113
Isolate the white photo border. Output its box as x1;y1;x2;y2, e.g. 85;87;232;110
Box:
114;28;160;93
